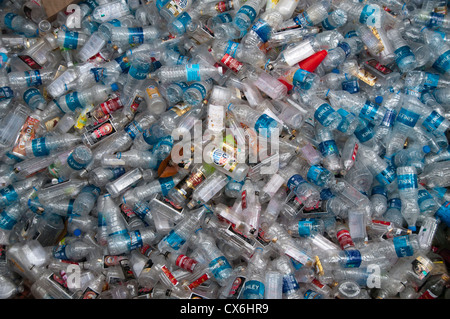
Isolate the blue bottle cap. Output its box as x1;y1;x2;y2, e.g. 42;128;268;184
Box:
74;229;82;237
153;60;162;70
408;226;416;232
375;96;383;104
423;145;431;154
111;83;119;91
331;68;340;74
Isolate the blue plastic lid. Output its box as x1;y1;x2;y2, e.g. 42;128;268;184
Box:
408;226;417;232
375;96;383;104
423;145;431;154
74;229;82;237
331;68;340;74
111;83;119;91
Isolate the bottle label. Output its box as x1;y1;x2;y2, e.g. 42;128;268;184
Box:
388;198;402;210
11;116;39;159
292;68;311;86
359;4;380;27
67;152;88;170
159;177;175;196
128;27;144;44
114;54;131;72
424;72;440;88
427;12;445;28
254;114;277;138
216;12;233;23
31;138;50;156
63;31;79;49
186;64;201;82
434;201;450;227
145;85;161;100
282;274;300;293
365;58;392;74
53;245;68;260
314;103;336;127
318;140;339;156
342;79;360;94
298;219;314;237
432;50;450;74
0;210;17;230
304;289;322;299
164;229;186;250
393;235;414;257
394;45;414;64
176;254;198;272
344;249;362;268
337;229;355;250
338;42;352;58
174;169;206;199
359;100;379;123
225;41;239;58
127;230;143;250
23;88;42;106
0;87;13;100
133;201;151;221
294;11;313;27
226;276;247;299
336;109;356;132
371;185;387;197
237;5;257;25
209;256;232;279
354;122;374;143
375;166;396;186
18;55;42;70
397;173;418;190
251;19;271;42
242;280;265;298
81;287;100;299
418;189;433;206
129;64;149;80
83;119;117;146
65;91;83;111
422;110;445;133
90;68;106;82
188;82;208;100
380;108;396;127
124;120;143;140
306;165;327;186
418;289;439;299
220;54;243;73
165;0;188;17
286;174;306;191
210;148;237;172
25;70;42;87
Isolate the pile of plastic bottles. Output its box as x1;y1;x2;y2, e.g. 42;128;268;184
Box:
0;0;450;300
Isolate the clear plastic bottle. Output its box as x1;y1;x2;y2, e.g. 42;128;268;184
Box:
397;166;420;232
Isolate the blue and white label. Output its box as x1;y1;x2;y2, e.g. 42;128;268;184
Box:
318;140;339;156
307;165;327;186
293;11;313;27
159;177;175;196
189;82;208;99
432;50;450;74
282;274;300;293
314;103;336;127
186;64;201;82
52;245;68;260
237;5;257;24
380;109;396;128
63;31;79;49
375;166;396;186
0;185;17;207
129;64;149;80
388;198;402;210
292;68;311;87
251;19;271;42
254;114;277;138
394;46;415;64
359;100;379;123
396;108;420;127
359;4;380;27
163;230;186;250
422;110;445;133
25;70;42;87
397;172;417;190
342;79;360;93
338;42;352;57
31;138;50;157
127;230;143;250
393;235;414;257
23;88;42;105
209;256;232;279
287;174;306;191
354;122;375;143
298;219;315;237
128;27;144;44
65;91;83;111
0;211;17;230
344;249;362;268
427;12;445;28
418;189;434;206
66;153;88;170
0;87;14;100
424;73;440;88
124;120;143;140
242;280;265;298
371;185;387;197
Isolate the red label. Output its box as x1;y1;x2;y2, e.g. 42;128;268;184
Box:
418;290;438;299
93;123;113;139
241;190;247;209
351;143;359;161
372;220;391;226
188;273;210;290
220;54;243;73
175;254;198;272
161;265;178;286
18;55;42;69
100;96;123;116
336;229;355;250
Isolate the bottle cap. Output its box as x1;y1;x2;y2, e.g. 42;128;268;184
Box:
74;229;82;237
331;68;340;74
375;96;383;104
111;83;119;91
408;226;416;232
423;145;431;154
298;50;328;72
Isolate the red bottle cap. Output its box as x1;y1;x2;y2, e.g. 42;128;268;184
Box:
298;50;328;72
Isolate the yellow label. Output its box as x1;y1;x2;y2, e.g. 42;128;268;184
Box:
146;85;161;99
75;104;94;130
